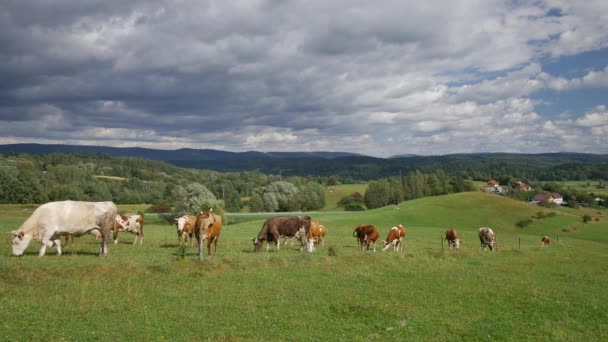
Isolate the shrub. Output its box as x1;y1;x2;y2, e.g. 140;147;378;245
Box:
583;214;592;223
515;218;533;229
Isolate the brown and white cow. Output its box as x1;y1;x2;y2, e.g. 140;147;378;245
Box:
382;224;405;251
307;220;327;249
445;228;461;249
10;200;116;256
353;224;379;252
113;214;144;245
541;235;550;247
194;211;223;255
174;215;197;246
253;216;313;252
478;227;496;251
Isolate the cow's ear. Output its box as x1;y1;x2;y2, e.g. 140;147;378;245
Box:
18;232;24;239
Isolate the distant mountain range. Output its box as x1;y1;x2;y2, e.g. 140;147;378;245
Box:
1;143;607;180
0;143;362;160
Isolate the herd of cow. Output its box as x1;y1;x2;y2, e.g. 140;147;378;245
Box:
8;200;551;257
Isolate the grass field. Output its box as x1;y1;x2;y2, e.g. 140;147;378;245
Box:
1;192;607;341
323;183;368;211
557;180;608;196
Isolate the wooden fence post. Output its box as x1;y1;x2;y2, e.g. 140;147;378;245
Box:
198;226;204;261
556;234;559;248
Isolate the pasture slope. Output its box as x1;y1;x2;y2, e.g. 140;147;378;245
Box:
1;192;607;341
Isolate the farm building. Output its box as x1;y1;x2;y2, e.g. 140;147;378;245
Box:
533;193;564;205
515;181;532;191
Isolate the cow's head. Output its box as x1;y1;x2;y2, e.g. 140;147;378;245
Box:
252;237;264;252
453;239;461;249
175;216;188;234
10;231;32;256
115;215;129;231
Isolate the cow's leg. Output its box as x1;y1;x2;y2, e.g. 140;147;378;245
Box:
373;242;376;252
100;238;108;256
133;233;138;245
213;237;219;254
53;239;62;256
207;238;212;256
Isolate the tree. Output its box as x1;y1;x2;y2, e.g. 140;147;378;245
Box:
337;192;365;211
248;193;265;212
264;181;299;212
364;180;391;209
582;214;592;224
327;176;339;186
175;183;224;215
299;182;326;210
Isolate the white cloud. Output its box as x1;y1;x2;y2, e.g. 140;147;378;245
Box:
1;0;608;156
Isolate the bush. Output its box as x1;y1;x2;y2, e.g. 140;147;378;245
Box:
515;218;533;229
338;192;365;211
582;214;592;224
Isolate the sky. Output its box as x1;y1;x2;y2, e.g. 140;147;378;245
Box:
1;0;607;158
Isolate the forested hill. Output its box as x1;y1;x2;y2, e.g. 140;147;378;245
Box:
1;143;607;181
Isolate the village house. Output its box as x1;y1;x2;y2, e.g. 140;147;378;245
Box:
515;181;532;191
533;192;564;205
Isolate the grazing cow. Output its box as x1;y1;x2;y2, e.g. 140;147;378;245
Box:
541;235;550;247
445;228;461;249
253;216;313;252
10;200;116;256
194;211;223;255
113;214;144;245
353;224;379;252
382;224;406;251
307;220;327;248
478;227;496;251
174;215;197;246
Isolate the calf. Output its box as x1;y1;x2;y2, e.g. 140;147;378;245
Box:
541;235;550;247
253;216;312;252
445;228;461;249
113;214;144;245
174;215;197;246
194;211;223;255
382;224;405;251
478;227;496;251
353;224;379;252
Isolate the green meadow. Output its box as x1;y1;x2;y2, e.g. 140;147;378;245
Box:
1;192;607;341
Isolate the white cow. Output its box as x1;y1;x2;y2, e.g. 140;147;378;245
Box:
10;201;117;256
114;214;144;245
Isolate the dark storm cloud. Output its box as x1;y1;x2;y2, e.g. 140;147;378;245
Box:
1;0;607;155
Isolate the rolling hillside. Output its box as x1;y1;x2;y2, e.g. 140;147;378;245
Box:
1;143;607;180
